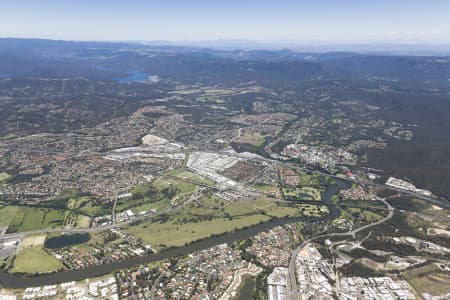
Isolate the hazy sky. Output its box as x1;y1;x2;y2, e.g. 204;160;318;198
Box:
1;0;449;43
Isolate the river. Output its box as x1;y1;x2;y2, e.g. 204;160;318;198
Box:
0;178;349;288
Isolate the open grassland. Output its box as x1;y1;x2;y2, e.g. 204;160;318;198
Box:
404;264;450;296
63;211;91;228
0;205;19;227
282;186;322;201
9;208;65;232
340;207;383;223
0;172;11;182
166;168;215;186
234;132;266;147
76;215;91;228
300;204;329;217
0;205;65;232
67;195;93;210
299;187;321;201
126;197;325;250
0;201;91;231
131;199;171;214
251;184;277;191
297;171;323;188
408;272;450;296
21;234;47;247
12;246;63;274
152;176;197;194
73;174;200;217
127;214;271;249
223;198;300;218
198;195;228;208
122;177;198;214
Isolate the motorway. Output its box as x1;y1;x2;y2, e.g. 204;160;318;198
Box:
0;145;448;291
0;191;203;241
286;198;395;300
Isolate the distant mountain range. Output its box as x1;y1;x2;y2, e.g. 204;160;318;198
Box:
1;37;450;55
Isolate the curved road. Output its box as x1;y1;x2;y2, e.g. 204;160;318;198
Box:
0;191;202;241
0;146;447;291
0;215;324;288
287;198;394;300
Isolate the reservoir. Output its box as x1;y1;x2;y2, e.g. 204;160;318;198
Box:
115;70;149;82
0;178;350;288
44;233;91;249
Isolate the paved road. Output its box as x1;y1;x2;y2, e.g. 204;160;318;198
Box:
218;148;450;209
1;148;445;243
0;192;202;241
0;146;447;292
286;198;394;300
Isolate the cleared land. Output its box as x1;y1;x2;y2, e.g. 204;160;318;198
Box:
21;234;46;248
233;132;266;147
166;168;215;186
152;176;197;194
126;197;326;249
404;264;450;296
0;172;11;182
128;214;271;249
0;205;66;232
0;205;19;227
12;247;63;274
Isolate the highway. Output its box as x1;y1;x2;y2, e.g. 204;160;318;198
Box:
0;145;448;293
286;198;394;300
0;191;203;241
1;147;447;243
215;147;450;209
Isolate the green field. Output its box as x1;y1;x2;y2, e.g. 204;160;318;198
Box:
62;211;91;228
152;176;197;194
0;172;11;182
0;205;20;227
281;186;322;201
223;198;300;218
66;195;92;209
298;204;329;217
298;187;321;201
127;214;271;249
76;201;109;216
340;207;383;223
251;184;277;191
9;207;65;232
0;205;66;232
297;171;323;188
166;168;215;186
126;197;316;250
198;195;228;208
130;199;171;214
12;247;63;274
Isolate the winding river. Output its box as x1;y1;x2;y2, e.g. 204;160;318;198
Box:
0;179;350;288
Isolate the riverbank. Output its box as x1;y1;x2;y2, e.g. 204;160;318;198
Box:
0;179;350;288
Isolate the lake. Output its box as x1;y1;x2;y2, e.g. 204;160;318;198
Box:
44;233;90;249
115;70;149;82
0;178;350;288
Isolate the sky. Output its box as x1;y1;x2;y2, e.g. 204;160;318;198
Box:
0;0;449;44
